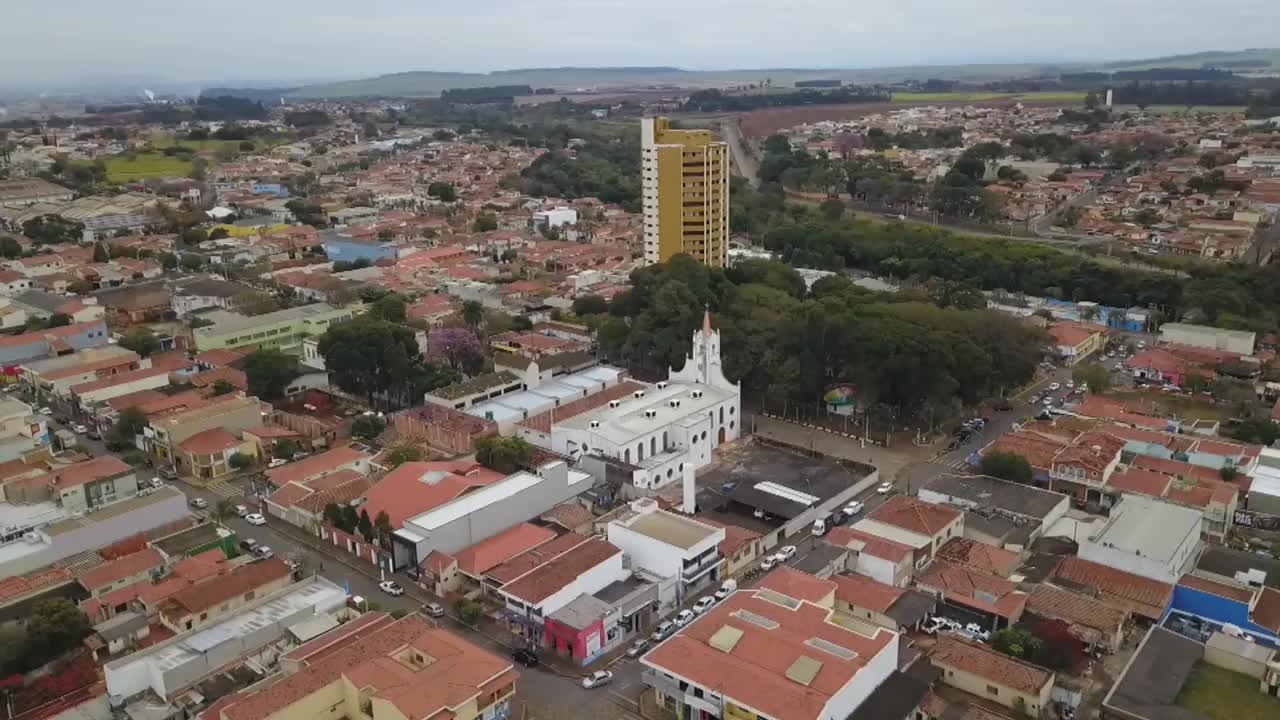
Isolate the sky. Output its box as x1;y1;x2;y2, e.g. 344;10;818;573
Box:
3;0;1280;90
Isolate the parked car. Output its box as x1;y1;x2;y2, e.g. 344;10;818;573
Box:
1029;394;1041;405
188;497;208;510
876;482;893;494
581;671;613;689
1048;382;1061;391
252;545;274;560
239;538;258;553
775;545;797;562
512;648;540;667
378;580;404;596
692;596;716;614
268;458;288;469
964;623;991;642
85;430;101;441
674;609;696;627
760;555;780;571
843;501;864;517
234;504;249;517
811;517;828;537
921;616;947;635
71;423;88;434
651;621;675;642
714;579;737;601
149;477;163;488
626;639;651;658
425;602;446;618
38;407;52;416
245;513;266;526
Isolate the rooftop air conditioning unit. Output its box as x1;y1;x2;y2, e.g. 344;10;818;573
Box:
634;391;646;399
691;390;704;399
657;382;668;389
669;400;681;408
609;400;620;409
590;420;601;428
645;410;658;419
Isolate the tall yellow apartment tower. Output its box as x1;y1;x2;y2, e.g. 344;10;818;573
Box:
641;117;729;267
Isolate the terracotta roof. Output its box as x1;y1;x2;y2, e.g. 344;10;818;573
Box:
1130;455;1224;485
1026;585;1127;641
1177;574;1256;604
866;495;961;537
823;526;914;562
51;455;131;490
1051;556;1173;620
243;424;301;439
455;523;558;577
831;572;906;613
757;567;837;604
194;348;248;367
917;561;1027;620
696;516;762;558
69;366;169;395
1252;587;1280;633
169;548;228;583
485;532;589;584
1050;322;1098;348
422;550;456;575
220;615;516;720
0;566;72;603
178;427;242;455
1107;468;1172;497
930;635;1053;695
521;380;645;433
538;502;594;532
77;548;163;592
934;538;1019;578
642;587;896;720
160;558;290;617
499;537;620;605
361;460;504;529
265;445;371;487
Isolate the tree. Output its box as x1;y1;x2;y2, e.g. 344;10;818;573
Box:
572;295;609;316
47;313;71;328
118;330;160;358
426;328;484;373
1229;418;1280;445
370;293;407;323
475;435;533;474
107;407;147;451
385;446;422;468
318;317;459;410
455;598;483;625
473;213;498;232
228;452;254;470
357;508;374;542
243;349;299;401
179;253;206;271
461;300;485;330
992;627;1043;661
0;235;22;259
427;182;458;202
351;415;386;441
159;251;178;270
210;379;236;396
374;510;393;541
1072;363;1112;393
213;499;237;523
233;290;280;317
273;439;299;459
980;451;1034;485
13;600;92;672
22;215;84;244
208;227;231;241
92;242;109;263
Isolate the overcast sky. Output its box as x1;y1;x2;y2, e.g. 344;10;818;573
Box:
4;0;1279;89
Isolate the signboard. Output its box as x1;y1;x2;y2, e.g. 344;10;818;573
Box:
822;384;857;406
1233;509;1280;532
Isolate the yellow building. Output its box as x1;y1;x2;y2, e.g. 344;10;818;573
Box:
641;117;729;267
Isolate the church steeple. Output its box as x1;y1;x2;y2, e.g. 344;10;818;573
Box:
667;307;738;393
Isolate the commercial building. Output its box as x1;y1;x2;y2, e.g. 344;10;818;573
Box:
917;473;1071;551
606;499;726;600
929;635;1055;715
146;394;265;468
192;303;356;354
0;320;110;367
208;613;518;720
1078;495;1203;583
851;496;964;569
640;577;899;720
1049;321;1105;365
1247;447;1280;516
641;117;729;268
157;558;293;633
496;536;626;644
1160;322;1256;355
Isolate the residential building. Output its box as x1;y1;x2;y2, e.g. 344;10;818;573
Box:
606;499;726;600
929;635;1055;715
916;560;1028;630
147;394;264;466
0;320;110;367
640;578;899;720
1049;321;1105;365
1024;585;1128;654
851;495;964;569
1049;556;1174;622
916;473;1070;551
824;526;915;587
641;116;729;268
175;427;256;480
0;396;48;461
1160;322;1256;355
1078;495;1202;583
208;614;517;720
831;572;936;633
20;345;141;401
157;557;292;632
192;303;356;354
531;206;578;230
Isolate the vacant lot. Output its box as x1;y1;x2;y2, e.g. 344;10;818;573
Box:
1177;662;1280;720
1111;104;1247;115
893;91;1087;103
1105;387;1230;423
102;153;193;182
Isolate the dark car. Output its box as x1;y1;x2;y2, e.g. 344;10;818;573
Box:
994;400;1012;412
512;648;539;667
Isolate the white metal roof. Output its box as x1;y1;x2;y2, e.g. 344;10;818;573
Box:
406;471;543;531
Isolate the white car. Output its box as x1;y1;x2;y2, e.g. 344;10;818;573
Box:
843;501;865;517
245;513;266;526
268;458;288;469
378;580;404;596
1065;380;1074;389
71;423;88;434
581;670;613;689
775;545;797;562
1048;382;1061;391
692;596;716;614
760;555;780;571
150;477;163;488
876;482;893;494
38;407;53;416
921;617;947;635
651;621;675;642
674;609;696;627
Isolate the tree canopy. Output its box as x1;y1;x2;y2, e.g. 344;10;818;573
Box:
317;317;459;410
980;451;1034;485
243;348;299;401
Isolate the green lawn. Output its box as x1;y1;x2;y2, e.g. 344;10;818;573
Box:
892;91;1086;103
101;153;194;182
1176;662;1280;720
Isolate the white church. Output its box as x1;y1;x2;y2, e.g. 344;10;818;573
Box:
520;311;742;495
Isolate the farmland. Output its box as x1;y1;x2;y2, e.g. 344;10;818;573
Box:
100;153;193;182
892;90;1087;103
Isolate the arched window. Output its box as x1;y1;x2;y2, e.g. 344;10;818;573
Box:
650;437;656;456
662;431;668;449
624;448;631;463
637;443;645;461
719;406;724;423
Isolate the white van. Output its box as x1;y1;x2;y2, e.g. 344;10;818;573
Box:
812;517;828;537
715;579;737;601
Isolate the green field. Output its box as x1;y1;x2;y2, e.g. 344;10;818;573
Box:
1110;104;1247;115
1177;662;1280;720
102;153;193;182
892;91;1086;103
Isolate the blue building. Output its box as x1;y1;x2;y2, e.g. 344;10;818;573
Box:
321;231;397;265
0;320;110;367
1166;574;1280;648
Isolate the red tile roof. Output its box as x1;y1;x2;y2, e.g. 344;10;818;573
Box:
1051;556;1173;620
916;560;1027;620
498;537;620;605
160;558;290;617
0;566;72;603
930;635;1053;695
1050;322;1098;348
1026;585;1127;642
757;567;838;604
865;495;961;538
361;460;504;529
696;516;762;558
934;538;1020;578
485;532;589;584
69;366;169;395
77;548;163;592
265;445;371;487
539;502;594;532
455;523;557;576
178;427;242;455
831;572;906;613
50;455;131;490
1177;574;1255;604
823;526;913;563
1131;455;1224;485
1252;587;1280;633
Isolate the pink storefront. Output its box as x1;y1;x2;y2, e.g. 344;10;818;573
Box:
542;594;622;665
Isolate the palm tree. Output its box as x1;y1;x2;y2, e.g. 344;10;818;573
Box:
461;300;485;330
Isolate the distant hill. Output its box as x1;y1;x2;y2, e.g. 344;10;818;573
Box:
198;49;1280;100
202;87;299;103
